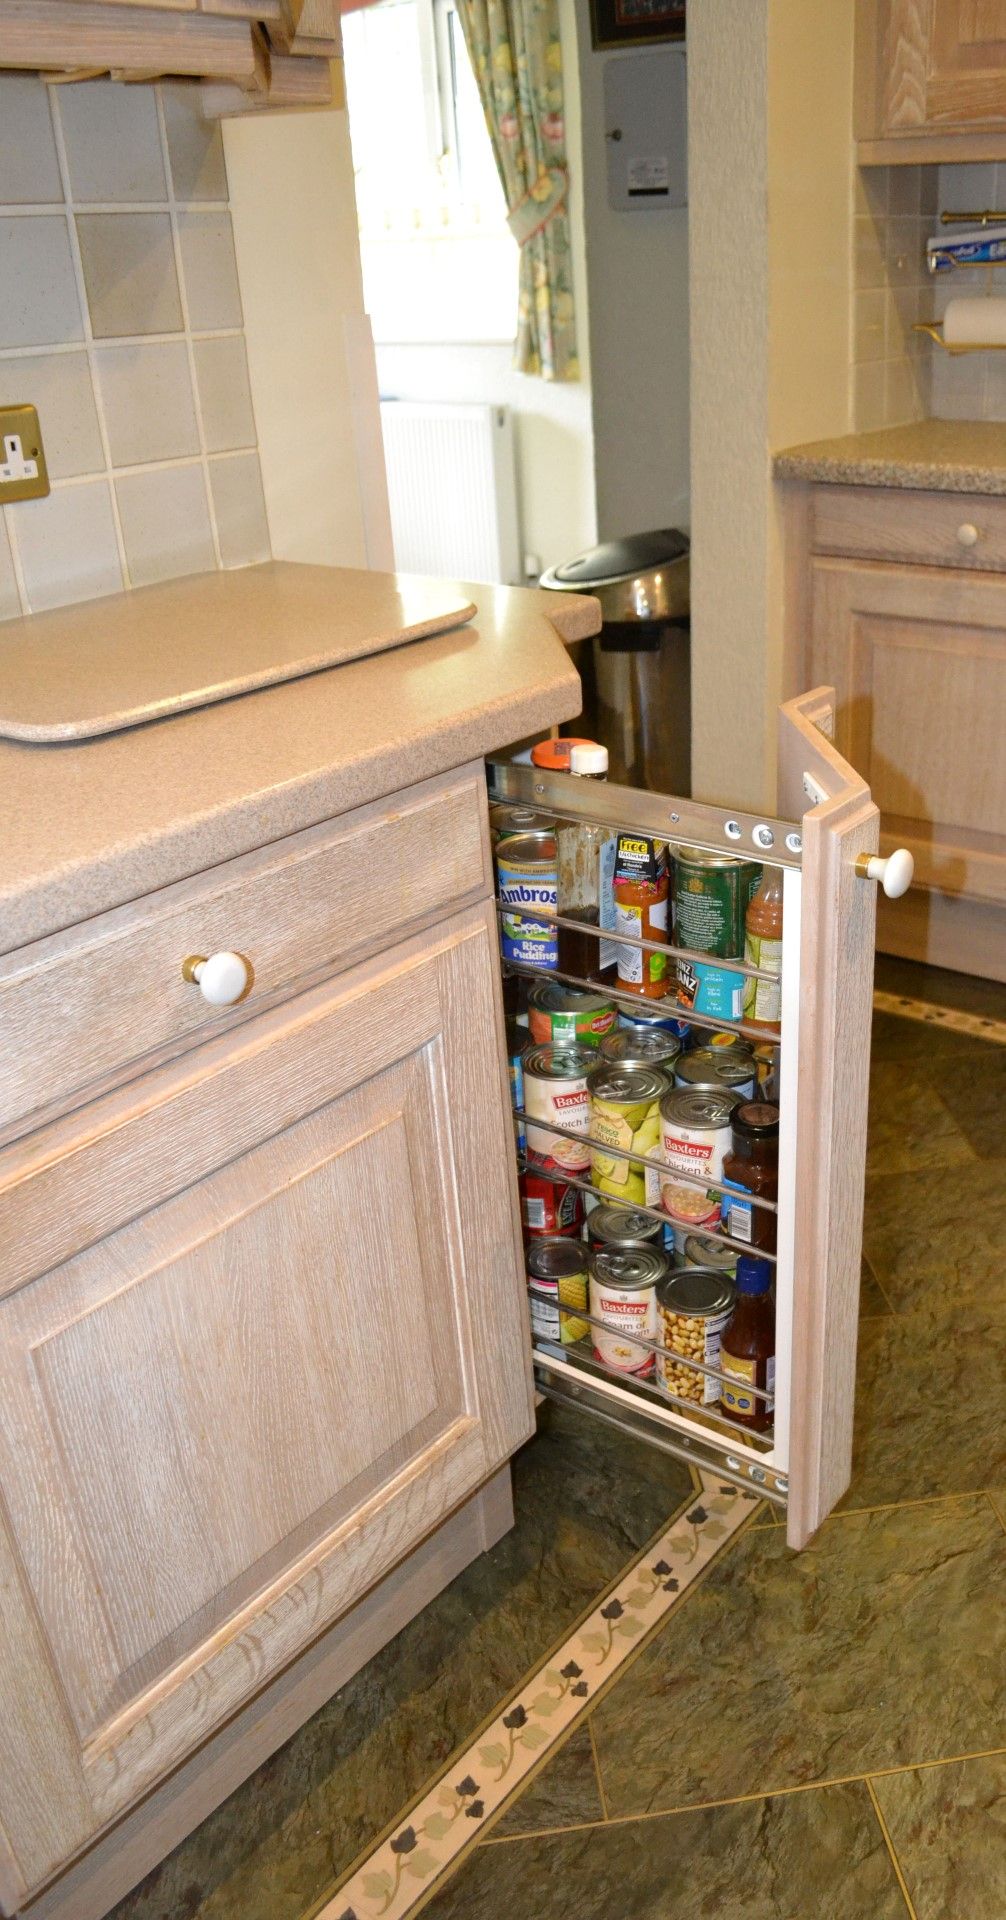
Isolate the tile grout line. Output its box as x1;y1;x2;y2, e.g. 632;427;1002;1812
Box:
43;81;132;598
866;1776;920;1920
153;85;224;572
312;1477;761;1920
477;1742;1006;1847
985;1489;1006;1535
586;1715;610;1822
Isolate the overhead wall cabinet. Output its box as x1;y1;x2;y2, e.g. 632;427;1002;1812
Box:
0;0;341;114
856;0;1006;160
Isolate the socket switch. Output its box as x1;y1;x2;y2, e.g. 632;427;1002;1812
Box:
0;404;49;503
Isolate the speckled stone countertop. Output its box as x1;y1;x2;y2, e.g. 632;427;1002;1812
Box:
774;418;1006;494
0;566;593;955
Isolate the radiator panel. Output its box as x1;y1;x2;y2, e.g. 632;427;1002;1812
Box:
379;401;521;585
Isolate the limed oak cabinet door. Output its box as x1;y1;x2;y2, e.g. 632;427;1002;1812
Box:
859;0;1006;139
0;904;532;1901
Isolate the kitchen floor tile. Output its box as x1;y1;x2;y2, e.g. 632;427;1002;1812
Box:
421;1782;906;1920
589;1498;1004;1817
874;955;1006;1021
865;1062;975;1175
873;1755;1006;1920
485;1725;603;1840
869;1007;1002;1064
859;1253;892;1318
846;1302;1006;1507
107;1407;693;1920
935;1048;1006;1159
862;1159;1006;1314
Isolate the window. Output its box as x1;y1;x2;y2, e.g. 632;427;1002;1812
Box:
342;0;518;345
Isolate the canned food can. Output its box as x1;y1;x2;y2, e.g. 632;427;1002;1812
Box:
587;1063;670;1207
520;1166;584;1238
673;955;745;1023
671;847;752;958
490;804;556;845
497;831;558;970
599;1028;683;1072
523;1044;593;1175
675;1046;757;1101
528;979;617;1051
527;1238;590;1346
684;1233;740;1278
658;1086;740;1231
589;1203;667;1252
655;1267;737;1404
506;1015;528;1156
618;1003;692;1044
588;1246;668;1375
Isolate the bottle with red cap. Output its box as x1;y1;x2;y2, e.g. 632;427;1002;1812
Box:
719;1254;775;1431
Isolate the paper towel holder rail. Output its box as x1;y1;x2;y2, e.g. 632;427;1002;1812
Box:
913;320;1006;355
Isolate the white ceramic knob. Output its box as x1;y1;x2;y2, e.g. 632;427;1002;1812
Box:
956;521;980;547
855;849;915;899
182;950;251;1006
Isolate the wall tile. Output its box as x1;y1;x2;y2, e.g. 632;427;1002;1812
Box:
0;215;82;348
0;514;21;621
116;463;216;586
938;162;996;214
57;79;166;205
209;453;270;567
94;341;199;466
920;166;939;217
855;215;887;292
884;356;922;424
0;351;103;479
193;335;256;451
854;361;886;430
854;288;886;363
888;166;921;217
176;211;242;329
162;84;227;203
0;76;62;205
980;353;1006;420
9;480;122;611
76;211;182;337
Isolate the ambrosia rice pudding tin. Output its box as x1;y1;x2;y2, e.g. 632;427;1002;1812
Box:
497;830;558;969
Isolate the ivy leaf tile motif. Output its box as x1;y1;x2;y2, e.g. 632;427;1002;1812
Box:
324;1474;754;1920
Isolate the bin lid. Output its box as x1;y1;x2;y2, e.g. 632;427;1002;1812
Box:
543;528;689;591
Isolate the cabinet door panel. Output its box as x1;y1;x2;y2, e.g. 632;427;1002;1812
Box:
809;558;1006;905
0;906;532;1887
928;0;1006;123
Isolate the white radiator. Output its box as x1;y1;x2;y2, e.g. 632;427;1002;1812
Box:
378;400;522;585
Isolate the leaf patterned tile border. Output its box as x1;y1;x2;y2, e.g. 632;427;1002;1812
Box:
316;1476;760;1920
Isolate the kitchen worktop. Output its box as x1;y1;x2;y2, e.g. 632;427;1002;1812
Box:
0;565;593;955
774;418;1006;494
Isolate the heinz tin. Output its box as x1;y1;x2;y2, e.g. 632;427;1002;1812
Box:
658;1086;741;1232
588;1246;668;1376
497;831;558;970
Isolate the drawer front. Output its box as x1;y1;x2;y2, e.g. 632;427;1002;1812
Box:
0;767;489;1140
811;484;1006;571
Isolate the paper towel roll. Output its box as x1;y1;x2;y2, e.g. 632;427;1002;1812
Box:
942;296;1006;346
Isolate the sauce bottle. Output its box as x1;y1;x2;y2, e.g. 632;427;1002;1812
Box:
554;743;617;984
743;867;783;1033
613;835;669;998
721;1101;779;1253
719;1253;775;1431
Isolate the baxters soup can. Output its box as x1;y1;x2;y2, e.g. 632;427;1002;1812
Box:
658;1086;740;1231
588;1246;668;1376
497;831;558;970
523;1044;592;1176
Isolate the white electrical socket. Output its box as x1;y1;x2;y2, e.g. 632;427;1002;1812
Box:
1;435;38;484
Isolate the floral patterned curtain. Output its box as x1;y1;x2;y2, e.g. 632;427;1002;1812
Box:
455;0;579;381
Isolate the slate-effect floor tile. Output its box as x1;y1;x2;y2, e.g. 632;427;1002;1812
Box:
862;1159;1006;1314
874;1754;1006;1920
866;1062;976;1175
936;1048;1006;1160
485;1725;603;1840
847;1300;1006;1507
589;1499;1005;1817
422;1781;907;1920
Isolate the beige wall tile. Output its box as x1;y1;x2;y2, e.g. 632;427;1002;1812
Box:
0;351;103;479
94;341;199;466
886;216;923;288
0;215;82;347
57;78;166;205
854;215;886;291
0;76;62;205
938;161;996;214
162;85;227;203
209;452;270;567
980;352;1006;420
116;463;215;586
888;166;920;217
77;212;182;337
9;480;122;611
193;335;255;452
0;514;21;621
854;288;886;363
920;166;939;216
854;360;885;429
176;211;242;329
884;355;922;424
931;343;986;416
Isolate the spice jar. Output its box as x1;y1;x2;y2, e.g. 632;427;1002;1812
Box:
720;1253;775;1431
721;1102;780;1253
